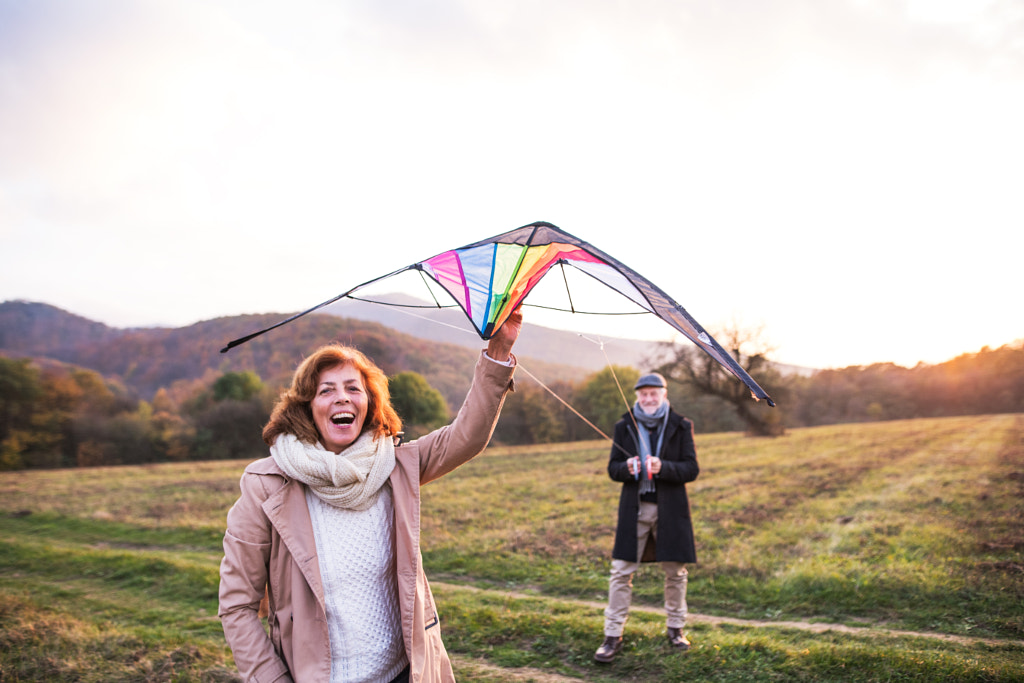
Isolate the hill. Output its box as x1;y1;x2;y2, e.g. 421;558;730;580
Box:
0;300;127;355
321;293;664;370
0;300;637;409
0;301;469;408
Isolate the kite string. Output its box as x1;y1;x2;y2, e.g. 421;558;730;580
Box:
357;302;479;335
515;362;637;461
597;337;637;427
514;364;609;440
574;332;642;433
591;336;645;473
336;301;641;458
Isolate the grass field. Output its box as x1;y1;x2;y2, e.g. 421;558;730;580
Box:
1;414;1022;681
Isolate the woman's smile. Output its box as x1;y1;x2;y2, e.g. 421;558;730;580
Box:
312;363;368;453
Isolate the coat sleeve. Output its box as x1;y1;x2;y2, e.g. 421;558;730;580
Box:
218;472;294;683
607;420;636;483
414;350;516;485
655;416;699;484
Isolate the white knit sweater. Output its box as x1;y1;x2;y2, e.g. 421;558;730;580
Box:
306;485;409;682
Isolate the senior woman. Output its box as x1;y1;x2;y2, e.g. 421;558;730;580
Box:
219;309;522;683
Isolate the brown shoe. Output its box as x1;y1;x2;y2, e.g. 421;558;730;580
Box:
594;635;623;663
667;627;690;651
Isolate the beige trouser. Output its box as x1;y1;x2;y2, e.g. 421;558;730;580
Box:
603;501;688;637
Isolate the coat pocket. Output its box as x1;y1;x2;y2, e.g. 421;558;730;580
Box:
425;610;439;631
269;608;289;655
269;610;281;651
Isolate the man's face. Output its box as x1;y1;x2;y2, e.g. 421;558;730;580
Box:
636;386;667;415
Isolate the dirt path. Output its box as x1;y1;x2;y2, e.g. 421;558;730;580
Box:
450;656;582;683
433;581;1024;649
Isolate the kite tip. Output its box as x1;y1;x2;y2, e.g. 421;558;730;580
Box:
767;398;776;408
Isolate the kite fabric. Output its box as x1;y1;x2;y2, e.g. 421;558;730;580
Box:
221;221;775;405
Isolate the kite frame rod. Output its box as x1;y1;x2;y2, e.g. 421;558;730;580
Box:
219;264;415;353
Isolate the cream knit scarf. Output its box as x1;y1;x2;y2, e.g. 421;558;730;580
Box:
270;431;396;511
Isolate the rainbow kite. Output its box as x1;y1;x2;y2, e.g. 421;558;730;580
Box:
221;222;774;405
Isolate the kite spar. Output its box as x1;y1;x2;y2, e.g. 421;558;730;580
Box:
221;221;775;406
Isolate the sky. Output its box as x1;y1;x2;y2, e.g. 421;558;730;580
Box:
1;0;1021;370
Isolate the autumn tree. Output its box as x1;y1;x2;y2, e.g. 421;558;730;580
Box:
213;371;264;402
189;371;271;460
73;402;159;466
65;368;142;465
653;323;787;436
150;388;194;461
0;357;42;470
491;381;567;445
0;359;140;469
389;371;449;441
575;366;641;437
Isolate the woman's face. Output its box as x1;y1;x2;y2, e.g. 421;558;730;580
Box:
311;363;368;453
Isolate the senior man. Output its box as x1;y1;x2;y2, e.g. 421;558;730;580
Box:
594;372;700;663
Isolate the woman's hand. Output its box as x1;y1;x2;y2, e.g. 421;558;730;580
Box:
486;307;523;363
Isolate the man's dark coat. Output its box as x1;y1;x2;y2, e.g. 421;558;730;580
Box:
608;408;699;563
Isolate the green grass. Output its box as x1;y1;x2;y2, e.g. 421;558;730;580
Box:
435;584;1024;682
1;414;1022;680
0;515;234;682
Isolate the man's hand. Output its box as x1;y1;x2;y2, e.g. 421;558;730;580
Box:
629;456;662;476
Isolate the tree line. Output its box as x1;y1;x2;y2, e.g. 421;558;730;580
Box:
2;338;1022;470
458;339;1024;442
0;356;458;471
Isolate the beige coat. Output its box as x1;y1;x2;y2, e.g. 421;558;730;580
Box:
219;352;515;682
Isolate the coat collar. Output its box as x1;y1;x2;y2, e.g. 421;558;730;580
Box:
256;461;327;613
623;407;685;439
245;451;423;618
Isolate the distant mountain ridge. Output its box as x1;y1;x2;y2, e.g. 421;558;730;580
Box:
0;298;816;410
320;294;816;377
321;293;663;370
0;299;664;408
0;300;126;357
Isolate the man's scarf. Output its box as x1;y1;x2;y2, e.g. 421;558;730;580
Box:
270;431;395;511
633;400;669;496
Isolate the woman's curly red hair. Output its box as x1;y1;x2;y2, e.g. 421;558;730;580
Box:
263;344;402;448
